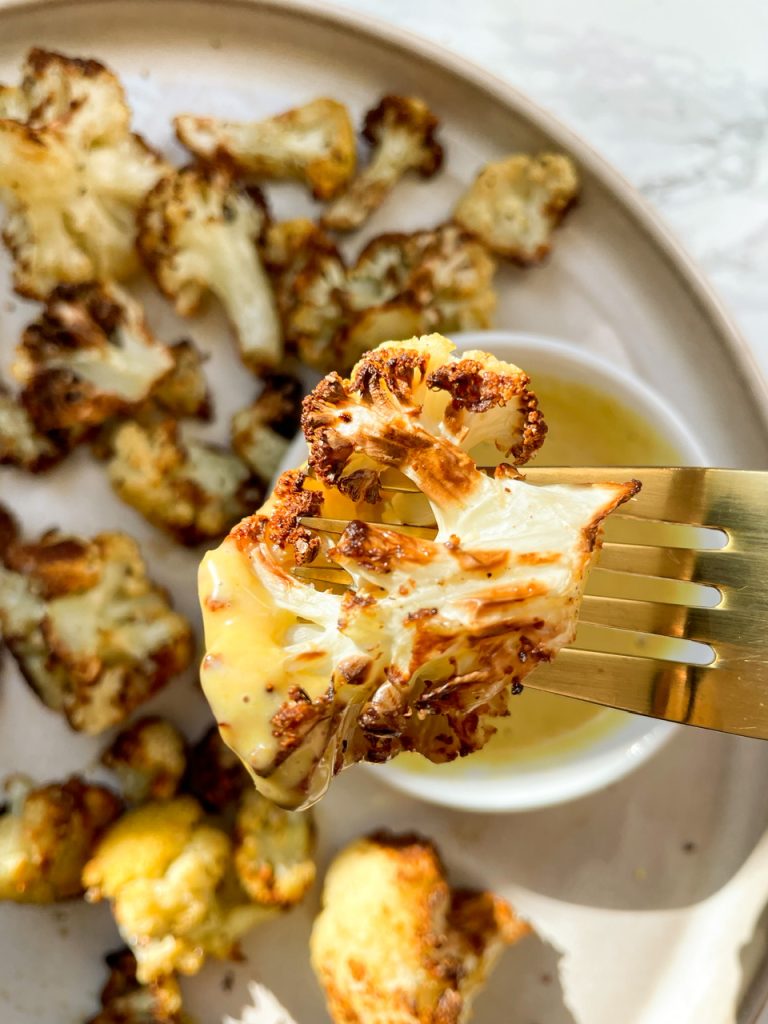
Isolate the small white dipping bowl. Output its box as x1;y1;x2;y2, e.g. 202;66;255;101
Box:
280;331;709;812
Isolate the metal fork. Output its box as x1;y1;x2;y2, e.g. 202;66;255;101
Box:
296;467;768;741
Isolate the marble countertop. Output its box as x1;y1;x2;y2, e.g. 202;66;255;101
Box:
317;0;768;383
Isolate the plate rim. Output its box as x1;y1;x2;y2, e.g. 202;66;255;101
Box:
2;0;767;445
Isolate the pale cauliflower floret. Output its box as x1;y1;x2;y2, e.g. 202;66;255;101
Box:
311;833;529;1024
0;48;168;297
231;372;303;487
175;98;356;200
225;982;298;1024
87;948;192;1024
102;717;187;804
0;774;121;902
137;165;281;370
322;95;443;232
83;797;275;984
0;381;62;470
233;789;315;906
0;524;192;734
454;153;579;263
106;416;261;545
199;335;637;809
275;224;495;372
12;282;174;443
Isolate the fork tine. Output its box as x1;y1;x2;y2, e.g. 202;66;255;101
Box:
524;648;768;739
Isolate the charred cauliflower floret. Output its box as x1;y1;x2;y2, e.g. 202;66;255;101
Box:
0;48;168;297
231;372;303;488
137;165;281;371
182;725;248;815
199;335;638;809
0;380;63;470
0;521;193;733
106;416;261;545
102;717;187;804
322;95;444;232
276;223;495;371
87;948;192;1024
0;774;121;902
311;833;529;1024
454;153;579;263
13;282;175;443
151;339;212;421
233;789;315;907
83;796;276;984
175;98;356;201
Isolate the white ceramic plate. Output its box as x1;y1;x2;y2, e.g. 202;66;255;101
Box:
1;3;768;1023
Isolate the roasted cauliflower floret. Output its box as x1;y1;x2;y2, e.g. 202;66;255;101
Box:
182;725;248;814
102;717;187;804
175;98;356;201
231;372;303;488
0;524;193;733
0;774;121;902
137;165;281;371
200;335;638;809
0;48;168;297
106;415;261;545
87;948;192;1024
151;339;212;420
454;153;579;263
83;796;275;984
0;380;63;470
322;95;444;232
277;223;495;371
311;833;529;1024
233;789;315;907
13;282;175;443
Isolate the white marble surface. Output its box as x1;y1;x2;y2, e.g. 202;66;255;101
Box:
319;0;768;383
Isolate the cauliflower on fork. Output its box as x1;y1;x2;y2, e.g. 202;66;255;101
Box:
138;165;282;371
199;335;638;809
0;506;193;733
175;97;356;200
0;48;168;297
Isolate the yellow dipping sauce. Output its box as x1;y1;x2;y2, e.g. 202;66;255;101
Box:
397;371;681;774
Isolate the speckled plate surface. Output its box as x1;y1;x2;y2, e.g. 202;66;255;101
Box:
1;2;767;1022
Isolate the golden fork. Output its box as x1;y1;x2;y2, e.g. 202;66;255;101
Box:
296;467;768;741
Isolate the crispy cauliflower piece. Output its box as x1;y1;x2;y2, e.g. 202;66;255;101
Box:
322;95;444;232
199;335;638;809
311;833;529;1024
233;789;315;906
13;282;175;443
0;380;63;470
454;153;579;263
87;948;192;1024
83;796;276;984
102;717;187;804
175;98;356;201
151;339;212;420
137;165;281;371
0;48;168;297
182;725;248;814
275;223;495;371
231;372;303;487
106;415;261;545
0;774;121;902
0;524;193;733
